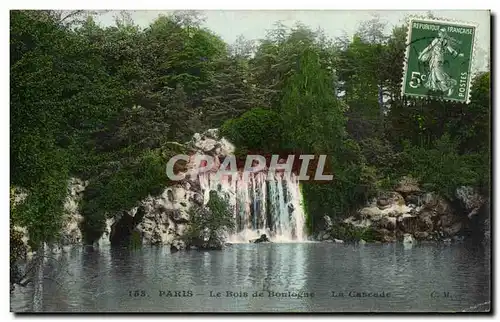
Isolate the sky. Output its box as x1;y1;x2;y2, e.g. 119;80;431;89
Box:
95;10;490;72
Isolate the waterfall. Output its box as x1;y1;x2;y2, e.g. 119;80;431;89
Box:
198;171;307;243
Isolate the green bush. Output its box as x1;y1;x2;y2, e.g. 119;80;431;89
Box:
329;222;377;242
220;108;284;153
400;134;484;199
184;190;235;249
302;138;377;233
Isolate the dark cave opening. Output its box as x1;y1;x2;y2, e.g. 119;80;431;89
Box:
109;207;145;246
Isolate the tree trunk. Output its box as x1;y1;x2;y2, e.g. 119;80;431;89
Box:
32;243;45;312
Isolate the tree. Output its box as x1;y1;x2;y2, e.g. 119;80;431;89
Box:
11;11;88;245
202;55;262;128
280;48;346;154
230;35;256;59
220;107;284;154
356;14;388;44
336;17;389;141
184;191;235;250
250;22;338;110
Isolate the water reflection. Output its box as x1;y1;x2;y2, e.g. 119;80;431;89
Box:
10;242;490;313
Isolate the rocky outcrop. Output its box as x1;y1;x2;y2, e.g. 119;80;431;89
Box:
101;183;196;248
60;178;87;245
10;180;90;292
11;178;87;256
12;129;235;252
189;129;234;157
322;177;490;244
316;215;333;241
96;188;193;250
403;233;415;244
96;129;235;249
251;234;271;243
11;187;30;255
394;176;421;196
345;190;461;242
455;186;485;219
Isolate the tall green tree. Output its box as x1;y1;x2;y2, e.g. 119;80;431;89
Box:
280;48;346;154
251;22;338;110
11;11;119;245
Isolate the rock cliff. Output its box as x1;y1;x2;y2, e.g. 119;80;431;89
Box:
318;176;489;243
97;128;234;249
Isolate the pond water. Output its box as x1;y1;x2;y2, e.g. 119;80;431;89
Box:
10;241;491;313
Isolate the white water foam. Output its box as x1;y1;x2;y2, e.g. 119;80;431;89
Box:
199;171;308;243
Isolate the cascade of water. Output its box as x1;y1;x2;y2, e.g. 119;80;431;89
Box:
199;171;307;243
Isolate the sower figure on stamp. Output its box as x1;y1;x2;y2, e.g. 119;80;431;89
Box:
418;28;464;96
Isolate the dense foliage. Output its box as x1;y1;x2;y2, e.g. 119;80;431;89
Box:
184;191;235;249
221;15;490;232
220;108;283;154
11;11;490;244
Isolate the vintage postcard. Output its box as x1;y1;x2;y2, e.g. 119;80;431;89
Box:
10;9;491;314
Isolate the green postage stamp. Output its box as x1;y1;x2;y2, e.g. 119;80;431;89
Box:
401;17;477;103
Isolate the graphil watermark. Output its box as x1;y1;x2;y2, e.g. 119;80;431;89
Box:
165;154;334;182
